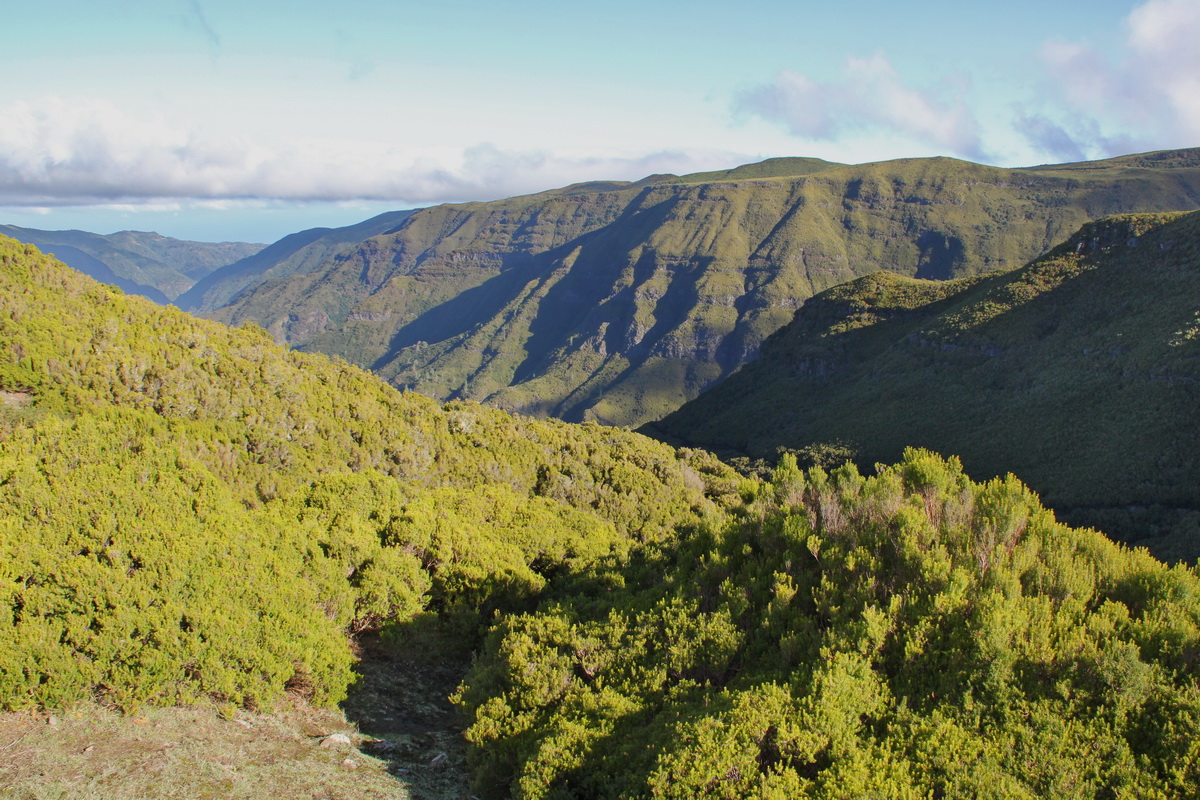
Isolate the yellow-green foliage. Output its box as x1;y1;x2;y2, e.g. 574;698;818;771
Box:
458;450;1200;799
0;237;735;711
0;410;355;710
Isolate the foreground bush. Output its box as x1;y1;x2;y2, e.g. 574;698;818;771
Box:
0;236;734;711
458;450;1200;799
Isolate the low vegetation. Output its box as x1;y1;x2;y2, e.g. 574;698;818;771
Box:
0;235;734;713
457;450;1200;798
5;234;1200;799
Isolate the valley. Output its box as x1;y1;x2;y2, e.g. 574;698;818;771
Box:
0;225;263;304
646;210;1200;560
4;149;1200;798
187;149;1200;427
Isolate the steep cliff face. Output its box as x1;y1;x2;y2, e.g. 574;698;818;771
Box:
204;149;1200;426
647;210;1200;558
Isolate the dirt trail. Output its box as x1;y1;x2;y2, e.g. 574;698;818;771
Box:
341;635;472;800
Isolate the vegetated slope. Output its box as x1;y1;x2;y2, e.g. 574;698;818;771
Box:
0;235;736;713
203;148;1200;428
458;450;1200;799
648;211;1200;560
0;224;262;302
8;237;1200;798
175;209;418;312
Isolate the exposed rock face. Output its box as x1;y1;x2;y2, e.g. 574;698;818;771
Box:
320;733;353;749
204;150;1200;426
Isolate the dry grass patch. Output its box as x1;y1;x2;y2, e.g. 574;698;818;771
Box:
0;699;410;800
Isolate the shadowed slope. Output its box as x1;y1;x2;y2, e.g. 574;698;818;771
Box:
203;149;1200;427
647;211;1200;559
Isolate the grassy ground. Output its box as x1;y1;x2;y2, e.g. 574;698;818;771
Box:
0;638;472;800
0;702;403;800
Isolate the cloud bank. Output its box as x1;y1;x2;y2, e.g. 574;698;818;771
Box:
733;53;987;161
733;0;1200;166
1019;0;1200;160
0;97;736;208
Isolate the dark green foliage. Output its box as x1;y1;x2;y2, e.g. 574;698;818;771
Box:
457;450;1200;799
0;236;735;712
203;149;1200;426
650;211;1200;559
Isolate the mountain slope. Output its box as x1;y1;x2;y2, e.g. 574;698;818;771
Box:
8;236;1200;799
175;209;418;311
0;235;735;712
200;149;1200;427
0;225;262;301
647;210;1200;559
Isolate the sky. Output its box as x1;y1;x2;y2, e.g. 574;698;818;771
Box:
1;0;1198;243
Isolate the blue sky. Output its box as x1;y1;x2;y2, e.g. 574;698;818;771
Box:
1;0;1196;243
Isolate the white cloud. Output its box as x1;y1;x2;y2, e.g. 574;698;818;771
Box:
0;97;741;208
1019;0;1200;159
733;53;986;161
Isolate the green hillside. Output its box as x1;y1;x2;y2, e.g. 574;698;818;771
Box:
176;209;417;311
0;234;734;712
457;449;1200;798
6;236;1200;798
199;149;1200;427
648;210;1200;560
0;225;262;302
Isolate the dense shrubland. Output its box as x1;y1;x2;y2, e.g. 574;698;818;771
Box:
457;450;1200;798
0;236;734;712
5;235;1200;799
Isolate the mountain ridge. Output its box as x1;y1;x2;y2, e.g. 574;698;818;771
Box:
0;224;262;302
646;209;1200;559
194;148;1200;427
175;209;417;312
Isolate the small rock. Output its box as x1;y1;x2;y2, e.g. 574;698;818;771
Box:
365;739;395;752
82;745;94;753
299;722;326;738
232;719;253;729
320;733;353;749
429;752;449;768
342;758;359;770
